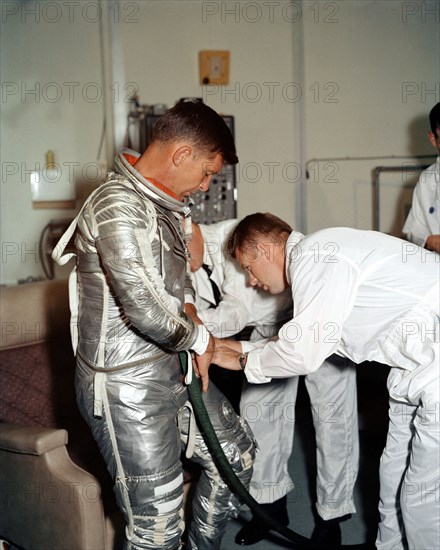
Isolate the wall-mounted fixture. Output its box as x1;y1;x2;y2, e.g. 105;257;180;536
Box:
199;50;230;85
31;150;76;209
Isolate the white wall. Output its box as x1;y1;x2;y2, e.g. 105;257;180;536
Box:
1;0;439;286
1;0;105;285
302;0;440;233
119;0;299;224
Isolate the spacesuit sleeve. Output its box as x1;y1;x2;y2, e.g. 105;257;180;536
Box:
244;254;359;383
92;186;199;352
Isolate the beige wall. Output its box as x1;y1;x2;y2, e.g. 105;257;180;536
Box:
1;0;439;285
119;0;299;224
302;0;439;233
1;1;105;285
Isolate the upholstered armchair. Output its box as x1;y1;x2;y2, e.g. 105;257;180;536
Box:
0;280;124;549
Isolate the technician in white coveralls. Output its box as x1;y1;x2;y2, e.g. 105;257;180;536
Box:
403;102;440;254
213;213;439;550
186;219;359;547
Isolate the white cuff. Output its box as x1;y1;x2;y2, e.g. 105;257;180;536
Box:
185;294;196;305
241;339;268;353
191;323;210;355
244;349;272;384
241;341;255;354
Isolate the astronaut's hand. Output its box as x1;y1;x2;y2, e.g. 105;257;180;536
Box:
193;333;215;393
212;339;243;371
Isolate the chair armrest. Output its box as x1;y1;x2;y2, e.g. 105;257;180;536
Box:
0;423;111;549
0;423;68;455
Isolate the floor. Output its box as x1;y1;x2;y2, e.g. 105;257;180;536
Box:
220;365;390;550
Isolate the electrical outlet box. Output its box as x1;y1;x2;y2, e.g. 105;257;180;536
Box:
199;50;230;85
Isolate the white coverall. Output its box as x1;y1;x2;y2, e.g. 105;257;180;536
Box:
244;227;440;550
402;157;439;247
187;220;359;519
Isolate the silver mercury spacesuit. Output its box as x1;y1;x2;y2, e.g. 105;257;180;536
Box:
55;150;255;550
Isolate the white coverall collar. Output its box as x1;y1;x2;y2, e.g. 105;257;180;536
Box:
285;231;305;285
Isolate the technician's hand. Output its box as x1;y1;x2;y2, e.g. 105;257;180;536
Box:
212;338;243;371
425;234;440;254
193;333;215;393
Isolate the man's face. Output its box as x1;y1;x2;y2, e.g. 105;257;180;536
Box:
175;151;223;200
236;240;287;295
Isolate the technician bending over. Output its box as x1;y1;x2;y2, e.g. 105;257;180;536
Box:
213;212;439;550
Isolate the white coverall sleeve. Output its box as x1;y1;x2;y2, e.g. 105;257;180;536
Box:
197;265;256;337
402;178;432;247
245;255;360;384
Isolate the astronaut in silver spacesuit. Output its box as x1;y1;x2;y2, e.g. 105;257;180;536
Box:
53;101;255;549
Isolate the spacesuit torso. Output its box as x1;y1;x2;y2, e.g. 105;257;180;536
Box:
72;150;200;371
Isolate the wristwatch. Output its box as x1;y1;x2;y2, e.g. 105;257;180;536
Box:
238;352;248;370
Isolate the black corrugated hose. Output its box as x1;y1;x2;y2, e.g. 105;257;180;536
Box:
180;351;376;550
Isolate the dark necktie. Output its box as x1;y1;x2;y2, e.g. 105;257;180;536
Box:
201;264;243;415
202;264;222;307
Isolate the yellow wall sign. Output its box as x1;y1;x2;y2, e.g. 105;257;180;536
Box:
199;50;230;85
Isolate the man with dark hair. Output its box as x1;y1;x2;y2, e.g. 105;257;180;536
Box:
152;100;238;166
403;102;440;253
53;101;254;550
214;212;439;550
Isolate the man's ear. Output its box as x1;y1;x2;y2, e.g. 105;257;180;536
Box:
428;131;438;149
173;145;192;167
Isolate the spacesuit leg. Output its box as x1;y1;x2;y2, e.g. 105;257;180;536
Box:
304;356;358;520
240;377;299;504
182;382;255;549
76;356;188;550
